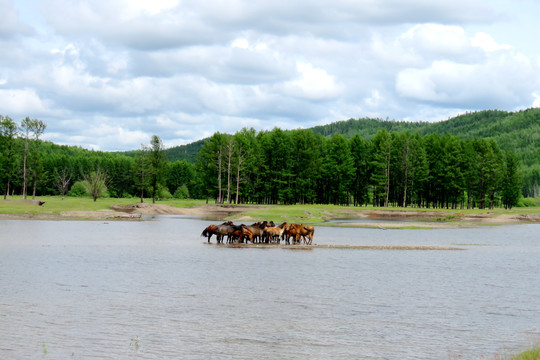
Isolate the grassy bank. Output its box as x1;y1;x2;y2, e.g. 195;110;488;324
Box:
231;203;540;226
1;196;539;226
506;347;540;360
0;196;206;216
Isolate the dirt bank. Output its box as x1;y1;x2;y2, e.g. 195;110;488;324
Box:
110;203;256;218
328;208;540;229
2;202;539;227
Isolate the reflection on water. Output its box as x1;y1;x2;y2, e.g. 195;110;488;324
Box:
1;218;539;359
325;217;437;224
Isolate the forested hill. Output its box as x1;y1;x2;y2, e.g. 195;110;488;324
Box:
123;138;206;163
165;108;539;167
425;109;539;167
309;108;540;167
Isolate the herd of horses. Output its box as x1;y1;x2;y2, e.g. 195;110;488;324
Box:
201;221;315;245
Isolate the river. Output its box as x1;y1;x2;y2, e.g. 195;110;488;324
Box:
1;217;539;359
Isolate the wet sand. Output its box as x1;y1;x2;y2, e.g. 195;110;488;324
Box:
1;202;539;228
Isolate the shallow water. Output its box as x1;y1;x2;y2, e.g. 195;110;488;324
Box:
1;217;539;359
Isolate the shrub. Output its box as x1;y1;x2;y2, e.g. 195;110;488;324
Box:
68;181;89;197
173;184;190;199
158;185;173;200
517;198;537;207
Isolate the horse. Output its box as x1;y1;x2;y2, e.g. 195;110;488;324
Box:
263;222;287;244
286;224;315;245
201;224;219;243
245;221;269;243
214;221;236;243
282;223;297;244
228;225;254;243
295;224;315;245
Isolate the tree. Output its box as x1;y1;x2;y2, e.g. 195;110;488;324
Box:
324;134;354;205
522;165;540;198
290;129;321;204
224;136;234;204
54;168;71;200
502;151;522;209
408;134;429;207
196;132;228;203
83;168;108;201
134;145;149;203
232;128;256;204
166;160;194;197
0;115;18;199
148;135;167;204
350;135;370;206
20;117;46;199
370;130;392;207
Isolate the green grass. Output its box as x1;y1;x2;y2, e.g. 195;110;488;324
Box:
1;196;539;224
0;196;206;216
507;347;540;360
230;204;344;224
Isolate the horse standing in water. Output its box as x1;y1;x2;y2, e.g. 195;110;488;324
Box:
201;221;235;243
283;224;315;245
201;224;219;243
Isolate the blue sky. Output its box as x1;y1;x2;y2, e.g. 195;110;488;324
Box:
1;0;539;150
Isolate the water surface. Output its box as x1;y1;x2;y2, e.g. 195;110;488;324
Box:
1;217;539;359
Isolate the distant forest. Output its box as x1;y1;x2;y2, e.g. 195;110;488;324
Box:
1;108;539;209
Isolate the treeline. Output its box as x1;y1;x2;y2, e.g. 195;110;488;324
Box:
309;108;540;197
197;128;522;209
0;115;203;201
0;114;529;209
163;108;540;197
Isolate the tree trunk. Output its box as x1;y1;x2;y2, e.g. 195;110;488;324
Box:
384;154;390;207
32;171;37;200
217;148;222;204
226;142;232;204
22;136;28;199
235;155;241;205
4;181;10;200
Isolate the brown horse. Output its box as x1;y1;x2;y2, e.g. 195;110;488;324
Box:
228;225;254;243
202;221;236;243
286;224;315;245
201;224;219;243
245;221;269;243
264;222;287;244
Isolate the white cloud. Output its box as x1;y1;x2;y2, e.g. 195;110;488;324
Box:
0;0;34;38
120;0;179;16
533;93;540;108
394;23;540;109
1;0;538;150
0;88;51;116
282;62;342;100
471;32;512;52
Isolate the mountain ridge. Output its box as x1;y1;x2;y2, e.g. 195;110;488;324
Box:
164;108;539;167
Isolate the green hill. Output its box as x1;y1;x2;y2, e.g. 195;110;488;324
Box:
166;108;540;168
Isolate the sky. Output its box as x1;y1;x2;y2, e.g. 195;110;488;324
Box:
1;0;539;151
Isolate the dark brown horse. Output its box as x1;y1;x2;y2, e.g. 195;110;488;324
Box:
202;221;235;243
245;221;269;243
201;224;219;243
228;225;254;243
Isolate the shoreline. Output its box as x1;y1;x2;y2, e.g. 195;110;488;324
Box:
1;201;539;228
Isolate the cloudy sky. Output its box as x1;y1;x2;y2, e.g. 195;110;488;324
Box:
1;0;539;151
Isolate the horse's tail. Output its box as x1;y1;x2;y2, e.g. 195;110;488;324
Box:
201;228;208;237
